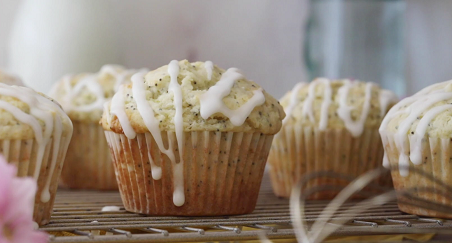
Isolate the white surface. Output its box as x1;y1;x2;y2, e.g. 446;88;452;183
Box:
0;0;305;98
1;0;452;97
8;0;122;93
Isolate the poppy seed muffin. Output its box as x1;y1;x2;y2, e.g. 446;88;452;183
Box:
268;78;397;199
49;65;147;190
101;60;285;215
0;84;73;225
380;80;452;218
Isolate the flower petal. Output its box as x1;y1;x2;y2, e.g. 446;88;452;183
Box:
3;177;37;223
0;155;16;215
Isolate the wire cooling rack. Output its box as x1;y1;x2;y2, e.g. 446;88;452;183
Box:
42;174;452;242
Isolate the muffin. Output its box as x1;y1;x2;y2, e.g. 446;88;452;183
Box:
380;80;452;218
49;65;147;190
101;60;285;215
268;78;398;199
0;83;73;225
0;69;24;86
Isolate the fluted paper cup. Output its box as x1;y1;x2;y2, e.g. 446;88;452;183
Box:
105;131;274;216
268;125;391;200
0;134;72;225
383;133;452;218
60;122;117;190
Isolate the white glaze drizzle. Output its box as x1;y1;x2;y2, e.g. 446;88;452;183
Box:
337;81;373;137
301;78;332;130
379;83;452;176
199;68;265;126
49;65;147;113
282;82;307;126
110;85;137;139
167;60;185;207
295;79;394;137
131;71;179;180
55;74;105;113
204;61;213;80
409;104;452;164
0;84;72;203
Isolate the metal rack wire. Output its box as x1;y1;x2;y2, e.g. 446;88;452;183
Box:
42;175;452;242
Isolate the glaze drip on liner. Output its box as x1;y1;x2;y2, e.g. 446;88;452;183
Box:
108;60;266;206
380;81;452;176
0;83;72;203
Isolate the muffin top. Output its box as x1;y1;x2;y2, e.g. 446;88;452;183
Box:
0;83;72;140
49;65;148;123
101;60;285;137
280;78;397;137
380;80;452;171
0;69;24;86
381;80;452;136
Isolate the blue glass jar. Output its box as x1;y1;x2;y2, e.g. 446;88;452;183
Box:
304;0;406;96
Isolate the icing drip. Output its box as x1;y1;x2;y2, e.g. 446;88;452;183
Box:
110;85;137;139
337;81;373;137
168;60;185;207
131;71;180;180
380;86;452;176
282;82;307;126
199;68;265;126
301;78;332;130
409;104;452;164
204;61;213;80
382;151;390;168
101;206;121;212
0;84;72;203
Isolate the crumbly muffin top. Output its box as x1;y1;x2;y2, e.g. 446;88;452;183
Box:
280;78;397;137
0;84;72;140
381;80;452;137
49;65;147;123
101;60;285;136
0;69;24;86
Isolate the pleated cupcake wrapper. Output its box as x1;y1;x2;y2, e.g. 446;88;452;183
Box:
0;135;71;226
268;125;391;200
60;122;117;190
383;133;452;218
105;131;274;216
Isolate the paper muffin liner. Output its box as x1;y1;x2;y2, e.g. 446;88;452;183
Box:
60;122;117;190
383;133;452;218
0;134;71;226
104;130;274;216
268;125;391;200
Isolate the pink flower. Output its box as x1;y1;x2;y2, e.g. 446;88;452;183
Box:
0;155;48;243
